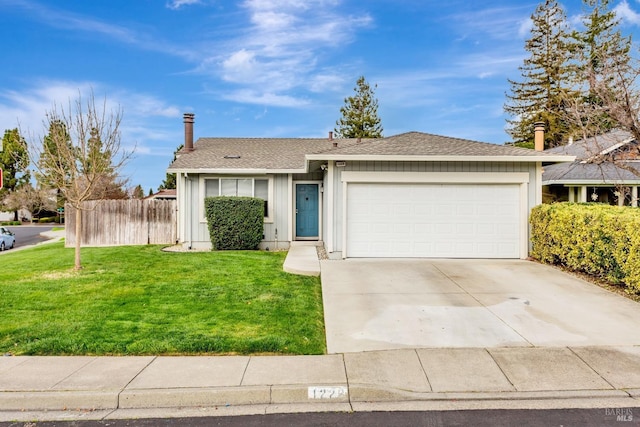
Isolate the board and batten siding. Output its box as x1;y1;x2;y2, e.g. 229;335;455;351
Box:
182;173;291;250
326;161;539;257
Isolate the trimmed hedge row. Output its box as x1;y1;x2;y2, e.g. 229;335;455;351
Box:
530;203;640;292
205;196;264;250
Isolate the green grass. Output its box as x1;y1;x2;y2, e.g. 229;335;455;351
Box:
0;243;326;355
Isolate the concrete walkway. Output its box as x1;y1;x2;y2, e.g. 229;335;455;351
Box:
283;243;321;276
2;346;640;422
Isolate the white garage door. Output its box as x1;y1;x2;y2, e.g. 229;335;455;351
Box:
346;183;521;258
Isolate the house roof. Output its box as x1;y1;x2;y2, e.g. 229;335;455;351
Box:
145;189;177;200
168;131;573;173
542;130;640;184
544;129;635;160
307;132;571;160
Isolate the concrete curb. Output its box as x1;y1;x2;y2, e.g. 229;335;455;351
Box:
0;385;636;413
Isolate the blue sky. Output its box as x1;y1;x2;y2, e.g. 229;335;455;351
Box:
1;0;639;193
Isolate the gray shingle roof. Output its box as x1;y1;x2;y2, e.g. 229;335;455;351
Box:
168;131;570;172
318;132;551;157
545;129;634;161
543;161;640;183
168;137;358;171
542;130;640;183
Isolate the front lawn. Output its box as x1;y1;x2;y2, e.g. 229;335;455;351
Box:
0;243;326;355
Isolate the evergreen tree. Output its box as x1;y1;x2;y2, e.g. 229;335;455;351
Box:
159;144;183;191
334;76;383;139
0;129;30;220
566;0;632;137
504;0;575;148
132;184;144;199
37;120;73;191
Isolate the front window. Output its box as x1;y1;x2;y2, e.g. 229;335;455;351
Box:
202;177;272;221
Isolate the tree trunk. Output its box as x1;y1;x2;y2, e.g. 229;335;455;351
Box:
74;207;82;270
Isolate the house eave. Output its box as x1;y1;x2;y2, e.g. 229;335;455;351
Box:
306;154;576;163
543;179;640;186
167;167;307;175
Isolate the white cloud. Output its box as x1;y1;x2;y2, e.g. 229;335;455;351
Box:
0;81;95;136
0;80;182;162
309;73;346;93
450;5;536;42
6;0;191;60
166;0;202;10
222;49;259;82
614;0;640;25
208;0;371;106
221;89;309;107
517;18;533;38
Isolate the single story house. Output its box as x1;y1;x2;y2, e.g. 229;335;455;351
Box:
542;130;640;206
168;114;573;259
145;189;177;200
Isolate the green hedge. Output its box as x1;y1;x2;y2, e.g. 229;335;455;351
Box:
0;221;21;226
38;217;58;223
205;196;264;250
530;203;640;292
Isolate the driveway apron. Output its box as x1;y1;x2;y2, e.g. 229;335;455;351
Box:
320;259;640;354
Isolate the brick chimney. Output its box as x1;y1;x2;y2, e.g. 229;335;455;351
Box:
534;121;545;152
184;113;195;152
329;131;337;148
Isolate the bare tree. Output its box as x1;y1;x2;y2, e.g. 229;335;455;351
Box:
31;92;132;270
2;183;56;221
563;0;635;142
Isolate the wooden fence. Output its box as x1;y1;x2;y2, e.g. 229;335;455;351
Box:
65;199;177;247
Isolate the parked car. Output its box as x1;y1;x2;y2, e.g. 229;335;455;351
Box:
0;227;15;251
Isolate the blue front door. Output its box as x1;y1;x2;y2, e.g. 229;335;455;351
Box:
296;184;319;238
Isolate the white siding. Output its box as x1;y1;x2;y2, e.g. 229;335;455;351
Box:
329;161;538;257
179;173;291;250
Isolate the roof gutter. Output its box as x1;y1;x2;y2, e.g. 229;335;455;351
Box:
542;179;640;186
166;167;309;174
305;154;576;163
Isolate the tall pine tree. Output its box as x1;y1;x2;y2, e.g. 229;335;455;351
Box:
566;0;632;137
335;76;383;139
504;0;575;148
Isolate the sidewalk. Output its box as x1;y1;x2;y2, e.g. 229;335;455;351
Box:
1;346;640;422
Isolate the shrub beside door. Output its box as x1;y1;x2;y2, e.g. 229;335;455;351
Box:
205;197;264;250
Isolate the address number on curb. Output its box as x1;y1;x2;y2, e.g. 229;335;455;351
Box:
308;386;348;399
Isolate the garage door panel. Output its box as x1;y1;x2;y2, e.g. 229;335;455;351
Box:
347;183;521;258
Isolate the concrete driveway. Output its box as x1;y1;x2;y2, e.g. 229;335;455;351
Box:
320;259;640;354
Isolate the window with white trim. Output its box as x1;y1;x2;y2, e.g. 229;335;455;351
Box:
202;177;273;221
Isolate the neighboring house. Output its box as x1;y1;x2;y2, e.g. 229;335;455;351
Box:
145;189;177;200
542;130;640;206
0;209;31;222
168;114;573;259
